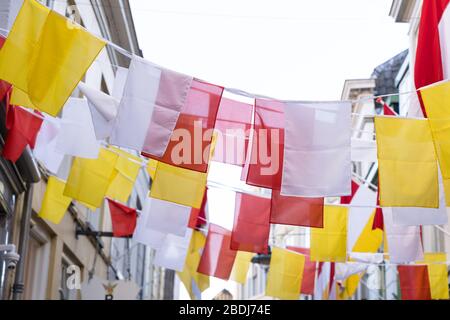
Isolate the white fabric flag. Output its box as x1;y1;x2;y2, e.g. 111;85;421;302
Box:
145;198;191;236
112;67;128;100
391;182;448;226
133;198;166;248
110;55;193;156
347;183;377;251
78;82;119;140
55;98;100;159
33;116;64;174
154;228;193;272
335;263;368;281
383;208;424;263
314;261;331;300
281;101;352;197
351;139;377;162
349;252;384;264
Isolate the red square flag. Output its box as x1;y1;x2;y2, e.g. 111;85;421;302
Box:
107;198;137;237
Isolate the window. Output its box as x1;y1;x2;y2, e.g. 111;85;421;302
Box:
23;223;51;300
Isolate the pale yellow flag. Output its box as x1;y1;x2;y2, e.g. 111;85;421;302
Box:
266;247;305;300
150;162;207;209
311;206;348;262
106;147;142;203
146;159;158;180
177;231;210;299
417;253;449;300
38;176;72;225
421;81;450;205
340;210;383;300
375;117;439;208
230;251;254;284
0;0;106;116
64;148;118;209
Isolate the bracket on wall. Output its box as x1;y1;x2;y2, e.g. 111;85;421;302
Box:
75;224;132;240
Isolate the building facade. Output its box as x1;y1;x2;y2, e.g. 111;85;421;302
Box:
0;0;173;300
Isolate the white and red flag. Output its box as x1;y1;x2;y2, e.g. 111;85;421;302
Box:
415;0;450;116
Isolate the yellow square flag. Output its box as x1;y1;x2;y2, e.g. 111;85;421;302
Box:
311;205;348;262
38;176;72;225
375;117;439;208
106;148;142;203
64;148;118;209
418;253;449;300
0;0;106;116
150;162;207;209
266;247;305;300
230;251;254;284
421;81;450;205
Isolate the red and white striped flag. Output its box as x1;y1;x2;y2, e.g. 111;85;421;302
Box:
415;0;450;116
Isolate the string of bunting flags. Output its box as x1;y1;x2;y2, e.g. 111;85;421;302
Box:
0;0;450;300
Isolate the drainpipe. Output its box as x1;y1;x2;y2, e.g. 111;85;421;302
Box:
11;183;33;300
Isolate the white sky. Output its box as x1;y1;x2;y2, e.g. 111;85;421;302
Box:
130;0;410;300
130;0;410;101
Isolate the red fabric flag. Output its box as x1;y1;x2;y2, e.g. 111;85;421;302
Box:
270;190;324;228
246;99;284;189
372;180;384;231
415;0;450;117
339;180;359;204
107;198;137;237
398;265;432;300
189;187;208;228
231;192;271;254
142;79;223;172
287;247;316;295
212;97;253;166
2;92;43;162
197;224;237;280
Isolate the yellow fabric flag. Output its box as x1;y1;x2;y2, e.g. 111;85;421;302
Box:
230;251;254;284
375;117;439;208
417;253;449;300
150;162;207;209
338;211;383;300
0;0;106;116
64;148;118;209
421;81;450;205
352;210;383;253
38;176;72;225
146;159;158;180
266;247;305;300
177;231;210;299
310;206;348;262
106;148;142;203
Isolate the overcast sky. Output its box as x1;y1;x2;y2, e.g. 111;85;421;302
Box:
130;0;410;300
130;0;410;101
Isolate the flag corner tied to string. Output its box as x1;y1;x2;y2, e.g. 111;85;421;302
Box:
266;247;305;300
110;55;193;157
281;100;352;198
38;176;72;225
375;116;439;208
420;80;450;206
149;161;207;209
311;205;348;262
107;198;137;237
197;224;237;280
231;192;271;254
415;0;450;117
0;0;106;116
